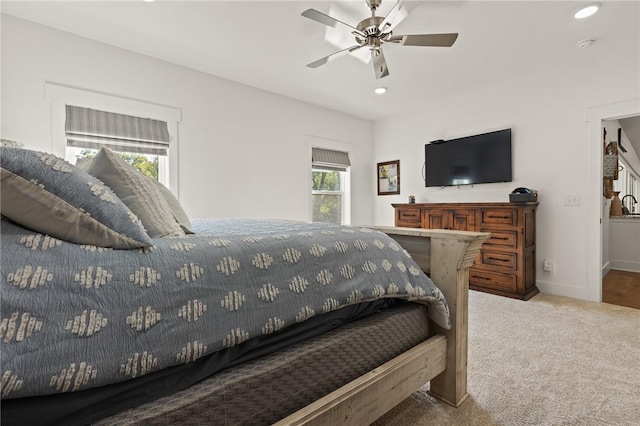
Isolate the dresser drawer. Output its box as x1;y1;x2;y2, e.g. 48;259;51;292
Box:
481;251;517;271
482;230;518;249
480;209;517;227
469;269;517;292
396;209;421;227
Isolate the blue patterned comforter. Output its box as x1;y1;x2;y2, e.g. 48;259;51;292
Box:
0;218;449;399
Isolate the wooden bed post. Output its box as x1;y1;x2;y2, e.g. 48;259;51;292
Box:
425;231;489;407
371;228;489;407
363;227;489;407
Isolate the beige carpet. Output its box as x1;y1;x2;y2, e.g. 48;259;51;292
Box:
374;291;640;426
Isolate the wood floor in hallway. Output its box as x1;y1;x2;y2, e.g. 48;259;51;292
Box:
603;270;640;310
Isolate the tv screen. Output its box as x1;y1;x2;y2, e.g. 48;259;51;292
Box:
425;128;512;187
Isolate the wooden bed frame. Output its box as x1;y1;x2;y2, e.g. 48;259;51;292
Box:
275;227;490;425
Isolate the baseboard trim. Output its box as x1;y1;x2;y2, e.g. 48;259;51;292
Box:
536;280;594;301
602;262;611;277
609;260;640;273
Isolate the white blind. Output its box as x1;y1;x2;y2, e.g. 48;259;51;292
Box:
312;147;351;172
65;105;170;156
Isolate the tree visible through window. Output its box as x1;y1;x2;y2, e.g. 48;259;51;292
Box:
74;149;159;180
311;147;350;225
312;169;343;224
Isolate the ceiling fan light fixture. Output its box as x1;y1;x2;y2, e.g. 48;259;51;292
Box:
374;87;387;94
574;3;601;19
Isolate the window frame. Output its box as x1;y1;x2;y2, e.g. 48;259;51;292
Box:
311;168;347;225
306;139;353;225
45;83;181;195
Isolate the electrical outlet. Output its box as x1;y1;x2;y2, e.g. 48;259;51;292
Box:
564;194;581;206
543;259;553;273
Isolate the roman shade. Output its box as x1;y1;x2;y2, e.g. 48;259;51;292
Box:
312;148;351;172
65;105;170;156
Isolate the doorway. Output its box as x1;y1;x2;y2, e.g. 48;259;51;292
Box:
586;99;640;304
601;115;640;309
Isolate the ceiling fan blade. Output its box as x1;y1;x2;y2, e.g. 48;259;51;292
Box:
301;9;365;37
378;1;419;35
307;45;363;69
371;49;390;79
388;33;459;47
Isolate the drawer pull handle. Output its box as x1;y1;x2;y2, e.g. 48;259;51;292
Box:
472;276;492;281
487;257;508;262
492;237;510;241
487;215;510;219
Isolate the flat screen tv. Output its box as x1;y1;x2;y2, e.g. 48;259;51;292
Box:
425;128;512;187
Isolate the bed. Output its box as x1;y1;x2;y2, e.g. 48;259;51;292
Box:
0;146;489;425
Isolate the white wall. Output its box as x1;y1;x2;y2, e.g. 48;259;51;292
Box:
0;15;375;225
373;56;640;300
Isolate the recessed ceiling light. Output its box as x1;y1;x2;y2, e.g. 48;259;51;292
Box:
574;3;600;19
577;38;596;49
374;87;387;95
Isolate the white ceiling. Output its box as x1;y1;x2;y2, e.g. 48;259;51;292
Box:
1;0;639;124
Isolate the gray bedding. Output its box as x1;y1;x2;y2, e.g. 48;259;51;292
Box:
0;217;449;399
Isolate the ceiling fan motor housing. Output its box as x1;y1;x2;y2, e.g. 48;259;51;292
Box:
356;16;386;46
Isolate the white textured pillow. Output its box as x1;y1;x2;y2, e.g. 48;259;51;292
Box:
85;147;184;238
152;180;194;234
0;147;152;248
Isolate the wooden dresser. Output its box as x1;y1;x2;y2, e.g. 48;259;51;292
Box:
392;202;539;300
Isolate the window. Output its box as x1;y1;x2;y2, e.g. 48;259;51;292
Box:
614;156;640;213
45;82;181;195
613;161;627;194
628;174;639;212
312;148;351;225
64;105;170;184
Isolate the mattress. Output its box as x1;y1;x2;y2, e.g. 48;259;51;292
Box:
1;300;395;425
95;302;430;425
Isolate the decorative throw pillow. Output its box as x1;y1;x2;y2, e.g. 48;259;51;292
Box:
152;180;195;234
0;146;152;248
74;157;92;171
77;156;193;234
84;147;184;238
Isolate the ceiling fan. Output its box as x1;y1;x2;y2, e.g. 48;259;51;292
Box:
301;0;458;79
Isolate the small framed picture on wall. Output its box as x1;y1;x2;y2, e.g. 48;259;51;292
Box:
377;160;400;195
